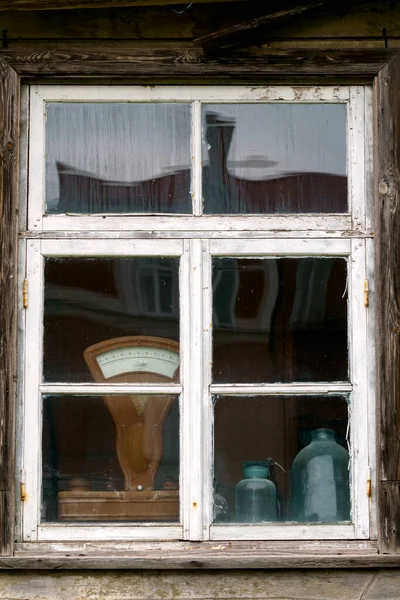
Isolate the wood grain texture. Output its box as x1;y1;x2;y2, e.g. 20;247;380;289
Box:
374;52;400;554
193;0;330;46
1;44;397;78
0;0;249;9
2;3;400;42
0;569;388;599
2;553;400;570
0;59;19;556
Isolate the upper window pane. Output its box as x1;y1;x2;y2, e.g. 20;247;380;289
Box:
212;257;348;383
202;104;347;214
45;103;191;214
43;257;180;382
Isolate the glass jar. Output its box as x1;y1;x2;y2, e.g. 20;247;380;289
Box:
235;461;277;523
290;428;350;523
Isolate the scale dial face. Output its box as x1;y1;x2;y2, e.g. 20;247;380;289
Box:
96;346;180;379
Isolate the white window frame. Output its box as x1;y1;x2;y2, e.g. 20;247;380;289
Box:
20;84;375;544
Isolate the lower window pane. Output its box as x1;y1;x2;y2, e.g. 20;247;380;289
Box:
213;395;350;524
42;394;180;523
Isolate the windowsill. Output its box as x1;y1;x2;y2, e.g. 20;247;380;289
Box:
3;540;399;570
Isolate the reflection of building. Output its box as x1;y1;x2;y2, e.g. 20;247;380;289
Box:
203;113;347;213
54;114;347;214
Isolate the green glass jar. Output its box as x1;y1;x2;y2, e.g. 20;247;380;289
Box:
290;428;350;523
235;461;277;523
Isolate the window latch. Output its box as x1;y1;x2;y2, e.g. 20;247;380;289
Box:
20;470;26;502
23;278;28;309
367;466;372;497
364;279;369;307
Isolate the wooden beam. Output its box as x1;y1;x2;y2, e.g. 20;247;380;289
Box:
0;0;250;10
375;51;400;554
194;0;330;47
0;58;19;557
1;43;396;78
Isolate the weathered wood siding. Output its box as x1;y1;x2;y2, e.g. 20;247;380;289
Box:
0;59;19;558
375;53;400;554
1;1;400;46
0;569;399;599
1;0;400;597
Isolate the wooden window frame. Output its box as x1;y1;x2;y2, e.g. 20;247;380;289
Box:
1;46;400;567
23;85;371;545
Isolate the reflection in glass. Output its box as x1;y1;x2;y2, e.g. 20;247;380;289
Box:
202;104;347;214
45;103;191;214
213;395;349;524
212;257;348;383
42;395;180;522
43;257;179;382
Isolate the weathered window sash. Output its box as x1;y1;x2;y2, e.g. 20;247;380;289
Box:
19;85;372;544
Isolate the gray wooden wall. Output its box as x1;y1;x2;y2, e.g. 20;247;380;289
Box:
0;569;399;599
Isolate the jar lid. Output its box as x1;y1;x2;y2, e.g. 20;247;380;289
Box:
242;460;270;478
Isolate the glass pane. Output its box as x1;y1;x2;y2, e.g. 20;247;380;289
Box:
202;104;347;214
213;395;350;524
45;103;191;214
43;257;180;382
42;394;180;523
212;257;348;383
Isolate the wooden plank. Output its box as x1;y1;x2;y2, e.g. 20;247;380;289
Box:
1;45;397;78
193;0;330;47
0;0;250;9
2;4;400;42
0;59;20;556
374;52;400;554
14;539;378;552
6;552;400;570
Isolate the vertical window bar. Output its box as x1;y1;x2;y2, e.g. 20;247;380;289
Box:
349;86;366;229
28;87;45;231
201;239;213;539
181;239;191;536
184;239;204;539
23;240;43;541
349;238;370;538
192;100;203;216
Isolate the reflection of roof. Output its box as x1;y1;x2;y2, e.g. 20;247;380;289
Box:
55;161;191;214
55;161;347;214
53;115;347;214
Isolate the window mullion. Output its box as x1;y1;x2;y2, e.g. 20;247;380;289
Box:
192;100;203;217
202;239;212;540
181;239;204;539
23;239;43;542
349;86;366;228
349;238;370;539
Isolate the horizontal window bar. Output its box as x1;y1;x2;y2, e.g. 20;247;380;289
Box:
210;238;351;256
34;85;351;103
210;524;357;541
40;384;183;395
38;525;183;542
210;383;352;395
39;215;352;234
41;239;183;257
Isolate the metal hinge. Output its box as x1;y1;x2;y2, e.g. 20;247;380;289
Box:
20;470;26;501
367;466;372;497
23;278;28;309
364;279;369;308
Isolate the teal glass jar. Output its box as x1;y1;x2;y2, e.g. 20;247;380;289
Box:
235;461;277;523
290;428;350;523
